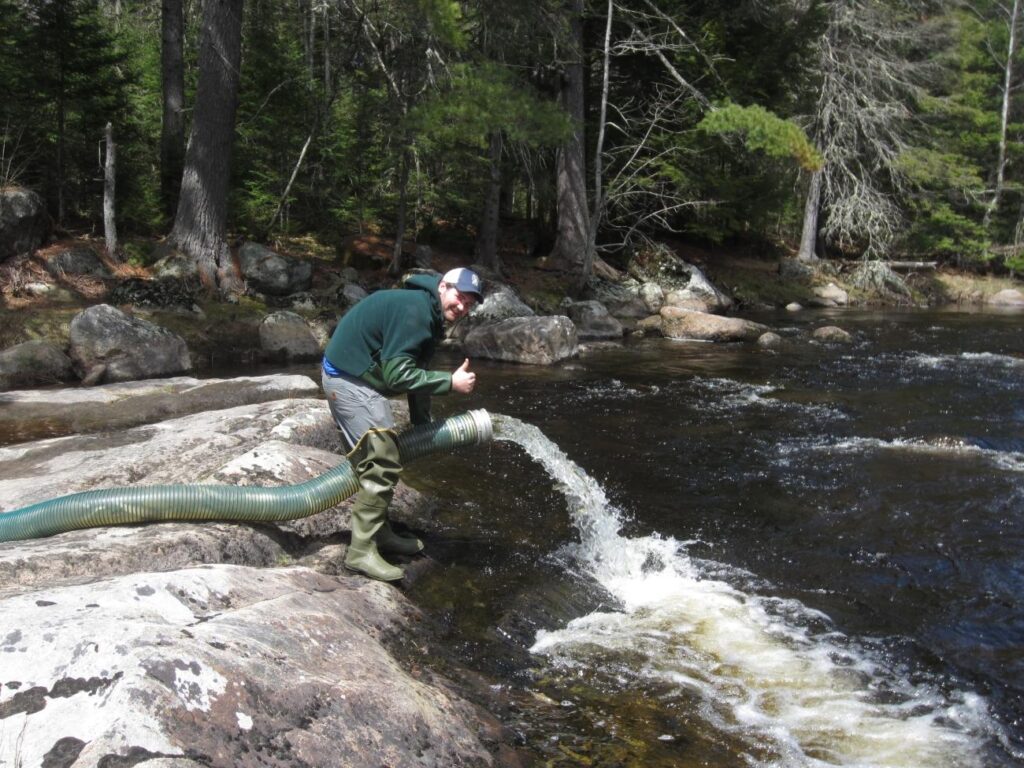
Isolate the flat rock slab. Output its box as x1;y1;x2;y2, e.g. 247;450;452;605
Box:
0;373;320;444
0;564;492;767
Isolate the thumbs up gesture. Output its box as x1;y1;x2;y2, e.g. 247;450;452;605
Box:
451;358;476;394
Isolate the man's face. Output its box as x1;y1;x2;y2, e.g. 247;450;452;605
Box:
439;282;478;322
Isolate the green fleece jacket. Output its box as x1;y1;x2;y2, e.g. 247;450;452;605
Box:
323;274;451;424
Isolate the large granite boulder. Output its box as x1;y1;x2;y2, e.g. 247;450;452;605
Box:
812;282;849;307
0;374;319;443
450;281;535;342
463;315;577;365
627;244;733;311
0;186;50;259
660;308;767;342
239;242;313;296
259;311;320;360
562;300;624;340
45;244;111;278
812;325;854;344
0;340;75;390
0;397;497;768
987;288;1024;307
68;304;192;384
583;277;650;319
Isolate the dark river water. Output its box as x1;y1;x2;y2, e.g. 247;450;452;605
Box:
399;308;1024;767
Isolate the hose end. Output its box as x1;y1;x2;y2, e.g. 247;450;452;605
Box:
466;409;493;445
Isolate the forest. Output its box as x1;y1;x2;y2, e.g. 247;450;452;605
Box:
1;0;1021;291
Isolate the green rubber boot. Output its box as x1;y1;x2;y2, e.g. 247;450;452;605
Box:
376;522;424;556
344;430;406;582
344;491;404;582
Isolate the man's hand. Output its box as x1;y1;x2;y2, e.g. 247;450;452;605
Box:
451;358;476;394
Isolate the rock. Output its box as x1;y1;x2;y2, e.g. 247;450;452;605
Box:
45;245;111;278
626;243;732;311
341;282;369;306
812;325;854;343
0;340;75;390
151;246;200;280
259;311;320;360
584;277;650;319
779;258;815;280
68;304;192;384
663;291;710;313
987;288;1024;307
785;302;803;312
0;374;320;443
758;331;783;349
239;242;313;296
450;281;534;342
639;282;665;313
562;300;623;340
463;315;577;365
661;310;767;342
806;296;839;308
813;282;849;306
0;186;50;259
637;315;664;335
0;564;493;767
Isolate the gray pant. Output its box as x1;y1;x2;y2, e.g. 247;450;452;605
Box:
321;371;395;451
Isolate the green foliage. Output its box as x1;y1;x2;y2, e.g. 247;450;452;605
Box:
698;102;822;171
416;0;466;49
408;63;570;150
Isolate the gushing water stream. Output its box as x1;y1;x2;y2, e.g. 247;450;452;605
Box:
494;413;1001;767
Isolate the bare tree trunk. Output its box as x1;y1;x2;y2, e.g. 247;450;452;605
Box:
160;0;185;217
389;150;410;276
983;0;1020;230
169;0;245;293
547;0;591;282
797;170;822;262
476;131;503;272
587;0;614;272
103;122;118;260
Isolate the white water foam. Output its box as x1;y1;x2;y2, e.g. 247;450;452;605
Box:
907;351;1024;370
497;415;1000;767
777;436;1024;474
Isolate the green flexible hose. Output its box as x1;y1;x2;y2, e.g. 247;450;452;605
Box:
0;409;493;542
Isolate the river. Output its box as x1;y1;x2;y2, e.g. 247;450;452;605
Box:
402;307;1023;767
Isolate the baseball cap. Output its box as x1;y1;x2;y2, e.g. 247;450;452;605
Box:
441;268;483;300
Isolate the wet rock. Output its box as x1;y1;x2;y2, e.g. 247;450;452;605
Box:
987;288;1024;307
45;245;110;278
239;242;313;296
812;325;853;344
463;315;577;365
813;282;849;306
0;340;75;390
785;302;803;312
660;309;767;342
663;291;710;313
0;187;50;259
562;300;623;340
758;331;783;349
0;373;319;442
68;304;191;384
258;311;320;360
637;315;664;336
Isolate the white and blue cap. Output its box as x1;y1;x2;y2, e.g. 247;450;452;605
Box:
441;268;483;300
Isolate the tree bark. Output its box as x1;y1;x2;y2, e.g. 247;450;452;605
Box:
475;131;503;273
169;0;245;293
797;170;822;262
103;122;118;260
389;150;411;276
160;0;185;217
547;0;591;282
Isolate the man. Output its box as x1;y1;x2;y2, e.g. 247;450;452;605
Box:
321;267;483;581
